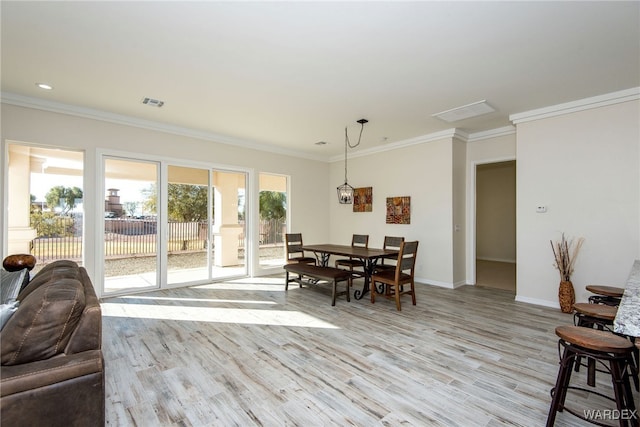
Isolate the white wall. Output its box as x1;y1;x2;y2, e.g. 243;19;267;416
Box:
516;99;640;307
329;137;455;287
1;104;330;284
4;93;638;308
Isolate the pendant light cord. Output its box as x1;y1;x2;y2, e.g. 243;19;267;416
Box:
344;127;349;183
346;121;365;149
344;120;366;183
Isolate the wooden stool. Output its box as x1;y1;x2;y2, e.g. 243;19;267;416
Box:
2;254;36;272
546;326;637;427
572;303;639;391
586;285;624;306
573;302;617;331
573;303;640;390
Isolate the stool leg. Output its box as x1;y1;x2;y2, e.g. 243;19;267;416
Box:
574;314;585;374
631;339;639;392
609;358;638;427
587;357;596;387
547;345;575;427
609;359;627;426
621;355;638;424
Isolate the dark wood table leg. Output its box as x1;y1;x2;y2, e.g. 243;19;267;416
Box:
314;252;330;267
355;259;378;300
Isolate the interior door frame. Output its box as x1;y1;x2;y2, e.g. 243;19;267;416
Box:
467;156;516;287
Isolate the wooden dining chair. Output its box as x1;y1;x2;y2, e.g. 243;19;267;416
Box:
334;234;369;278
370;241;418;311
374;236;404;273
285;233;316;265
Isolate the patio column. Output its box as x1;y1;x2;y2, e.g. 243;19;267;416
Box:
7;145;37;254
212;172;242;267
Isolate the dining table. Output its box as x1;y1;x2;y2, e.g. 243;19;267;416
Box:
613;259;640;339
301;243;400;299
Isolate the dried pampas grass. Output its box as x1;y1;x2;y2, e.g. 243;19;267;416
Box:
550;233;585;282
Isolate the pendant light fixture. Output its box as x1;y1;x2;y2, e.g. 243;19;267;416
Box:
337;119;368;204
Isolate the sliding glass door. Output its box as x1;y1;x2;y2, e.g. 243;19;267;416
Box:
167;165;210;285
211;170;247;279
258;173;287;269
103;157;159;294
101;157;248;294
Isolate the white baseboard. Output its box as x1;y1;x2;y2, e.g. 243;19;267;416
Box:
416;279;472;289
515;294;559;309
418;280;563;310
416;278;455;289
452;280;467;289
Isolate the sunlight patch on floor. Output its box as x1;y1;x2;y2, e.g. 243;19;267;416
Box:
101;303;339;328
116;295;277;305
194;277;286;291
227;277;284;284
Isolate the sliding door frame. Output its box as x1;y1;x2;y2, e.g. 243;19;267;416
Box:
96;148;253;297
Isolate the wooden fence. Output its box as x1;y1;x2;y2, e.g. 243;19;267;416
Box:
31;217;285;262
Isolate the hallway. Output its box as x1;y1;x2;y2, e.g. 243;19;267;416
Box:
476;259;516;292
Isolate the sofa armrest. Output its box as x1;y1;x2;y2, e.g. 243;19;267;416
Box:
1;350;104;426
1;350;103;397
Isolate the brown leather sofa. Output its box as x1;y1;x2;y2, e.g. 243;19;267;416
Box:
0;260;104;426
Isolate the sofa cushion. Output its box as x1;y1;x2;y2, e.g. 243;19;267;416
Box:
1;277;85;365
18;260;79;299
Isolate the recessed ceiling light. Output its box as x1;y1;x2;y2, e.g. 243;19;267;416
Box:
35;83;53;90
432;100;495;122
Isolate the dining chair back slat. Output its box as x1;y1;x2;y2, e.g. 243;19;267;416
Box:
352;234;369;248
375;236;405;273
285;233;316;265
370;240;419;310
335;234;369;278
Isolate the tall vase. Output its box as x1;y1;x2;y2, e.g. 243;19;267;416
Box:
558;280;575;313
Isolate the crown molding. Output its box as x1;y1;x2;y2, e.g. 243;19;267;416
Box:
329;128;467;162
0;92;328;162
467;125;516;142
509;87;640;124
329;126;519;162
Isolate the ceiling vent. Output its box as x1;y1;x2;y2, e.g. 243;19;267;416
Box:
432;100;495;123
142;97;164;108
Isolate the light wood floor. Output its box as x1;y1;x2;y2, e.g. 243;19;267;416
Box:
102;276;637;426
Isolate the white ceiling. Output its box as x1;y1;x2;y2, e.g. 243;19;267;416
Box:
2;1;639;160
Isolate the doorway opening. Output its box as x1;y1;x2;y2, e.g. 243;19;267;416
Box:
475;160;516;292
